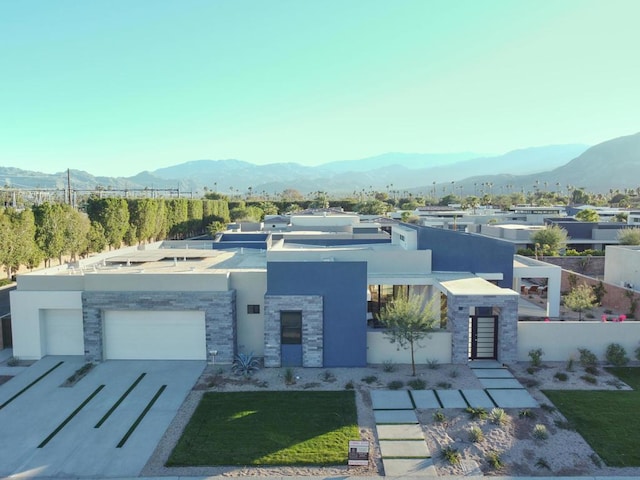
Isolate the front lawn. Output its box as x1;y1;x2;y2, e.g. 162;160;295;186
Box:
167;390;359;466
543;367;640;467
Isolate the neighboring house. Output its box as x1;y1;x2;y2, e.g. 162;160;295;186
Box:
11;222;561;367
545;219;628;251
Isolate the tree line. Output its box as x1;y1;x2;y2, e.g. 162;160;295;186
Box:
0;197;229;278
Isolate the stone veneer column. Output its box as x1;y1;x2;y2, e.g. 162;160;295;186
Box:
447;293;519;365
264;295;323;367
496;298;518;364
82;291;236;363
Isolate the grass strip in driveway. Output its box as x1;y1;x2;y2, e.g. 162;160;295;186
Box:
38;385;105;448
543;367;640;467
167;390;359;466
0;361;64;410
116;384;166;448
95;373;146;428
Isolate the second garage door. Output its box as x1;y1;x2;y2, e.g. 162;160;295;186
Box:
103;310;206;360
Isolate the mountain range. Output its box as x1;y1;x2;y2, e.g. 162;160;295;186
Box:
1;132;639;196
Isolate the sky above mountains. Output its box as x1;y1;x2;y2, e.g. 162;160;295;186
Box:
1;0;639;177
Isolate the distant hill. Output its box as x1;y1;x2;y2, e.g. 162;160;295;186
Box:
5;135;639;196
432;133;638;196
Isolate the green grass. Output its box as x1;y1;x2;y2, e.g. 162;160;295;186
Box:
543;367;640;467
167;391;359;466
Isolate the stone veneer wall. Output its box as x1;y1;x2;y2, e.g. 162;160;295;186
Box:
264;295;323;367
82;291;236;363
447;294;518;365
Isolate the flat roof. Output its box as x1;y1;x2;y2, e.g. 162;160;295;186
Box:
437;274;517;296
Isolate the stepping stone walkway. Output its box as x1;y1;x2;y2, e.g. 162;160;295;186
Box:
370;361;537;476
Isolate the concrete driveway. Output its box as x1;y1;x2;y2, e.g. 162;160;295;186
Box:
0;356;205;478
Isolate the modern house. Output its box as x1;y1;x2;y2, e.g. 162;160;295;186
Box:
10;222;562;367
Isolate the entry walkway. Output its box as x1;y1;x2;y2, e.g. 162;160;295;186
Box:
371;362;537;476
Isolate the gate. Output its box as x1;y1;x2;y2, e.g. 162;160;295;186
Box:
468;315;498;360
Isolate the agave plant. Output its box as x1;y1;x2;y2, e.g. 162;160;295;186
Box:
231;352;261;377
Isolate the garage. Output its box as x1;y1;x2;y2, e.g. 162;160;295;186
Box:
103;310;206;360
41;309;85;355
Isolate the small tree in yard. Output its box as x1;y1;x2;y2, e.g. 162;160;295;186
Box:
377;292;439;376
564;284;596;321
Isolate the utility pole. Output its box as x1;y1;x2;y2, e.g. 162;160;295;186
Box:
67;168;72;205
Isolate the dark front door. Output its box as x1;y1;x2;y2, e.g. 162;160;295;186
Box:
469;315;498;360
281;311;302;367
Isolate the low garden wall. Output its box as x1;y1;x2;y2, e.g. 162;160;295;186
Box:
366;330;452;364
517;321;640;362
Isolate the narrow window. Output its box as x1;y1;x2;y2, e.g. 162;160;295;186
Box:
280;311;302;344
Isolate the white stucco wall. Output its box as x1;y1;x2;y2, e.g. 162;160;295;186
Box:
10;290;83;360
231;271;268;356
604;245;640;289
367;331;452;364
517;321;640;361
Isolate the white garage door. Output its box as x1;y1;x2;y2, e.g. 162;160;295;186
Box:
103;310;206;360
42;309;84;355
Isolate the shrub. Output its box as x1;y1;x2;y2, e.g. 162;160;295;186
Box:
433;410;446;423
581;374;597;384
468;425;484;442
361;375;378;384
526;366;538;375
407;378;427;390
532;424;549;440
535;458;551;470
490;408;508;426
426;358;440;369
449;368;459;378
441;446;461;465
519;409;536;419
436;381;452;389
231;353;261;377
566;357;575;372
578;348;598;367
344;380;355;390
554;372;568;382
605;343;629;366
466;406;488;419
387;380;404;390
7;356;19;367
284;368;296;385
382;360;396;372
486;450;504;469
321;370;336;382
585;365;599;375
636;345;640;362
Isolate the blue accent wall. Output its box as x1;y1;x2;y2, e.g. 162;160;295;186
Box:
267;261;367;367
407;225;514;288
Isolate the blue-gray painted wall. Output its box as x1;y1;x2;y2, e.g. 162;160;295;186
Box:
267;261;367;367
407;225;514;288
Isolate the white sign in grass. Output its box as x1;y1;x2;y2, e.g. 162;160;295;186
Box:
348;440;369;466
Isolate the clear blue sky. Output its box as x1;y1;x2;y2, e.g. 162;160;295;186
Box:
1;0;638;177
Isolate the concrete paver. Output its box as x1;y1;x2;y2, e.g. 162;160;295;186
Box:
461;389;496;408
436;389;468;408
479;377;523;389
379;440;430;458
374;409;418;424
487;388;538;408
0;357;205;478
382;458;437;476
370;389;414;410
409;389;441;409
469;359;503;369
472;368;515;379
376;424;424;440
